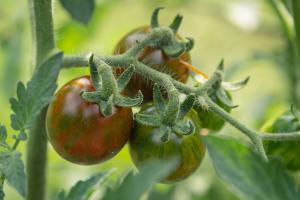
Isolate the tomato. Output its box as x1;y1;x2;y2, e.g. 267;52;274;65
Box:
113;26;190;101
129;104;205;183
262;111;300;171
194;92;231;132
46;76;133;165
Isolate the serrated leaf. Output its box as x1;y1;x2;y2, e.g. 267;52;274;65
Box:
204;135;300;200
10;52;63;131
59;171;113;200
0;125;7;144
0;151;26;197
103;159;177;200
60;0;95;25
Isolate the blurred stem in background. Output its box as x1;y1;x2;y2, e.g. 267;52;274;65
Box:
268;0;300;109
27;0;55;199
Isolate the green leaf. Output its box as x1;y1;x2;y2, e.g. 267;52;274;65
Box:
103;159;177;200
58;171;113;200
0;188;4;200
10;52;63;131
60;0;95;25
204;135;300;200
0;151;26;197
0;125;7;145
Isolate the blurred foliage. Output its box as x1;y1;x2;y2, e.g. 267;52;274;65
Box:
0;0;296;199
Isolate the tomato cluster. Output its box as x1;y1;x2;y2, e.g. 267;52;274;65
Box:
46;24;229;182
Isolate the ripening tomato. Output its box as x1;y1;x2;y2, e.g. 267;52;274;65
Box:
129;104;205;183
46;76;133;165
113;26;190;101
262;111;300;171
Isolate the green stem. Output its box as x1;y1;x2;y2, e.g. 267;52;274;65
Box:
291;0;300;108
268;0;294;41
27;0;55;199
203;96;267;160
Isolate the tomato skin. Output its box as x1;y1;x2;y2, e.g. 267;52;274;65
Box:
113;26;190;101
194;92;231;132
262;111;300;171
46;76;133;165
129;105;205;183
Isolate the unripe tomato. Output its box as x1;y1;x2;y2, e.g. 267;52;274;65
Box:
46;76;133;165
194;92;231;132
129;104;205;183
262;111;300;171
113;26;190;101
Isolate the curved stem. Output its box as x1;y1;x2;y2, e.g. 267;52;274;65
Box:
27;0;55;199
203;95;267;160
268;0;294;41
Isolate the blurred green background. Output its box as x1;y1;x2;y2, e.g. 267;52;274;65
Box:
0;0;294;199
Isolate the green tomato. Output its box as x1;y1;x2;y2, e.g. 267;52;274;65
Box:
129;104;205;183
262;111;300;171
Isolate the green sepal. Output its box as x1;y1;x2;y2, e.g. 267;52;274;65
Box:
134;113;160;127
222;76;250;91
150;7;164;28
169;14;183;33
172;120;195;136
114;91;143;107
183;37;194;52
80;91;101;103
161;91;180;126
216;89;238;108
159;125;171;142
217;59;225;72
117;65;135;91
178;94;196;120
99;95;114;117
88;54;102;91
153;84;166;114
162;40;185;58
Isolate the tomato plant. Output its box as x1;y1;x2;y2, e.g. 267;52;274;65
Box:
113;26;190;101
194;92;232;132
262;111;300;171
46;76;133;165
129;103;205;183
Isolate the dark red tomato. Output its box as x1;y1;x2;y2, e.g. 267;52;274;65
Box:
113;26;190;101
46;76;133;165
129;104;205;183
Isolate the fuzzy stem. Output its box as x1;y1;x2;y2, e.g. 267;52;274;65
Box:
27;0;55;199
203;96;267;160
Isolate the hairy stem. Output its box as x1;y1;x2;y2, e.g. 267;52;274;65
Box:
203;96;268;160
27;0;55;199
